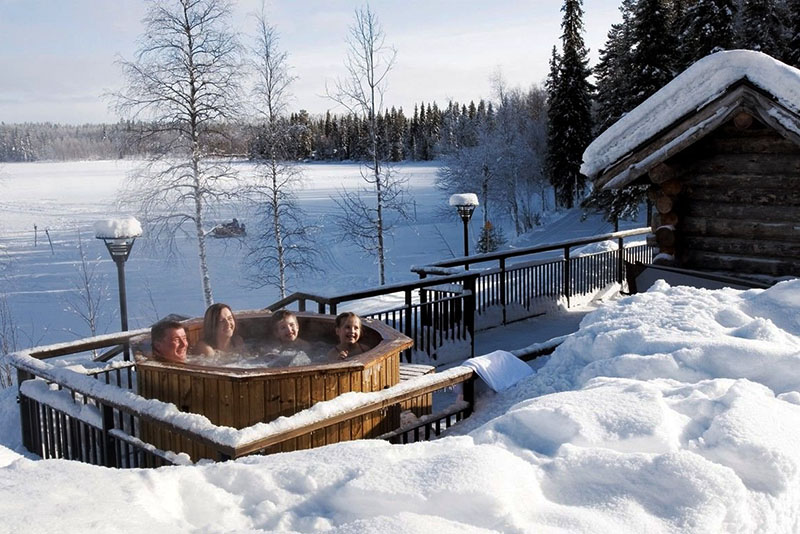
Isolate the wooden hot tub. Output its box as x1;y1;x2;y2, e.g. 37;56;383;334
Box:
134;311;413;459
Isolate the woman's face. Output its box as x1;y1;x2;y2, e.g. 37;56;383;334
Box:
216;307;236;340
336;316;361;345
276;316;299;343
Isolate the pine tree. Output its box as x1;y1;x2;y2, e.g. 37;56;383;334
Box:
786;0;800;68
476;221;506;253
628;0;678;109
739;0;786;58
593;2;635;135
677;0;737;70
546;0;593;209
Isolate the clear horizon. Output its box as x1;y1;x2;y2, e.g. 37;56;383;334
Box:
0;0;621;124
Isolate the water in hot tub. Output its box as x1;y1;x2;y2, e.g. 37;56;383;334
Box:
183;340;333;369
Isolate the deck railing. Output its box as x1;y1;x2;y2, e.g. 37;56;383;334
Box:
8;227;656;467
10;333;476;467
267;271;480;360
265;227;654;360
414;227;654;325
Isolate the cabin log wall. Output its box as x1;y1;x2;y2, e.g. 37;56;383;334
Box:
650;118;800;277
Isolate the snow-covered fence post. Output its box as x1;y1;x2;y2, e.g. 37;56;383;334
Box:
95;217;142;361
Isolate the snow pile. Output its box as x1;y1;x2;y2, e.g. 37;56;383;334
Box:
582;49;800;180
448;193;479;206
93;216;142;239
3;280;800;532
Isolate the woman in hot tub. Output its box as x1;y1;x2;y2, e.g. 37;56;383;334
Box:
194;303;246;356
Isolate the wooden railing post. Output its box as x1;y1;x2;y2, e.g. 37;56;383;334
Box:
499;257;507;325
617;237;625;285
418;273;430;326
564;246;571;308
464;274;477;357
17;369;33;452
463;375;475;417
101;404;118;468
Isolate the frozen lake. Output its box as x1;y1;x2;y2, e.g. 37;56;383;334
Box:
0;160;463;346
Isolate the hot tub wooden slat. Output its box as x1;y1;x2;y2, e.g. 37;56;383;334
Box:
325;373;340;445
219;380;233;427
296;377;312;450
310;375;325;449
248;379;264;427
265;380;279;430
338;373;351;442
205;377;219;425
279;378;296;452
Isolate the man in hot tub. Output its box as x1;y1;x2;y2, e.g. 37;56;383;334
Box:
151;320;189;364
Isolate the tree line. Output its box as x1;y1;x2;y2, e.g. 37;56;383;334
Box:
0;101;498;164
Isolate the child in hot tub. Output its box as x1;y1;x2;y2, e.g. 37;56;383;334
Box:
328;312;370;360
264;310;312;366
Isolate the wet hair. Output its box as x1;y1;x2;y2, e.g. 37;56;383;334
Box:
334;311;360;328
151;320;185;345
202;303;234;347
272;309;298;331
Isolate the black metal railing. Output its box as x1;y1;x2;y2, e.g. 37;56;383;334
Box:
415;228;654;325
267;272;480;360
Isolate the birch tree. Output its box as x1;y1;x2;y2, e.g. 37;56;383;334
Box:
113;0;244;307
245;5;318;298
327;5;409;285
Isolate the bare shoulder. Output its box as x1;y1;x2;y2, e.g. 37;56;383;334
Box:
192;341;214;356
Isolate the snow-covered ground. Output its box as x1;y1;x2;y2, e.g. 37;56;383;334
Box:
5;160;797;532
3;279;800;532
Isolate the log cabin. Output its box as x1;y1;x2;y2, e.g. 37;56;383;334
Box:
582;50;800;280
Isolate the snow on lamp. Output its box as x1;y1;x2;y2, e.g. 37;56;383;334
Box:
95;217;142;359
449;193;479;265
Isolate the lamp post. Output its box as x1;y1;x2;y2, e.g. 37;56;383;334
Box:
95;217;142;360
449;193;479;269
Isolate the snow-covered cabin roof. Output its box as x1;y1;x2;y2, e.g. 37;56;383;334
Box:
583;50;800;190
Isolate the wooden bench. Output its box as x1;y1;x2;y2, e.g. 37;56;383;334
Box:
399;363;435;417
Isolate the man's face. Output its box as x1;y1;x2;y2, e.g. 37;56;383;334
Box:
154;327;188;363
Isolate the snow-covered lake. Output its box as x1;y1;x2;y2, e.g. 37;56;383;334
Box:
0;160;469;346
0;159;625;348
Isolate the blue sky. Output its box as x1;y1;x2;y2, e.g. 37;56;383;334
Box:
0;0;621;124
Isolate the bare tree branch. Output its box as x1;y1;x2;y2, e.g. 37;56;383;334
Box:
243;7;319;298
110;0;245;307
326;5;408;285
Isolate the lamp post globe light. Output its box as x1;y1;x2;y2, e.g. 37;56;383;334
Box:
449;193;479;268
95;217;142;359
